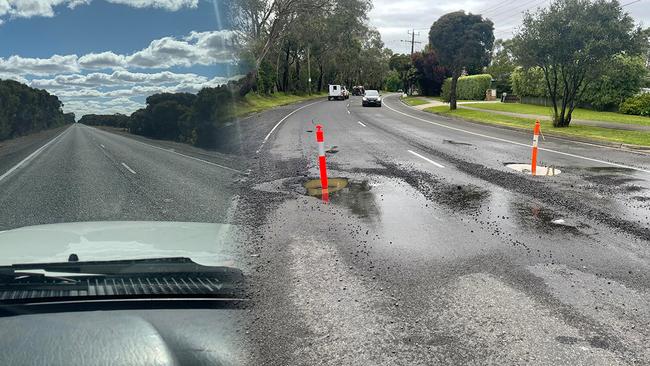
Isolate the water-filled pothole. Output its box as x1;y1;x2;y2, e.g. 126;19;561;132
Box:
304;178;350;197
506;163;562;176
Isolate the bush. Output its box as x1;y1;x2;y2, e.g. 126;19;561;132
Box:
619;93;650;116
510;67;547;98
441;74;492;101
581;55;648;111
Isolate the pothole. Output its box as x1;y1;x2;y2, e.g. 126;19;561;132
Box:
304;178;350;197
506;163;562;176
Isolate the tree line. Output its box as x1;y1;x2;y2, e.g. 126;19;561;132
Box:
233;0;391;95
0;79;74;141
80;85;234;149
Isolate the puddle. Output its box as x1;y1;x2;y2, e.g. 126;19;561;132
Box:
304;177;349;197
510;201;587;236
505;163;561;176
350;163;490;213
303;177;379;220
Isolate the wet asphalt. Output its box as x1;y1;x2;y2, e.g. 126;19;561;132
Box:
239;94;650;365
0;96;648;365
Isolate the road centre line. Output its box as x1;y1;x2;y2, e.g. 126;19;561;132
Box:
384;99;650;174
121;162;137;174
358;121;367;127
408;150;445;168
256;100;322;154
0;127;70;183
86;125;243;174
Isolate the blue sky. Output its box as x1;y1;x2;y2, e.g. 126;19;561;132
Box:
0;0;238;117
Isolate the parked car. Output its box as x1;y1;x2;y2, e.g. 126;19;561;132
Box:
362;90;382;107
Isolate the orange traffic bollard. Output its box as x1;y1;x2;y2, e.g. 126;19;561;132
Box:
315;125;329;202
531;120;541;176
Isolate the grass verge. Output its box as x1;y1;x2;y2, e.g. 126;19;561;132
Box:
400;96;430;106
424;106;650;147
461;102;650;127
234;92;327;117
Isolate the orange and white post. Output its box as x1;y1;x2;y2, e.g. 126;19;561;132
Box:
315;125;329;202
531;120;541;176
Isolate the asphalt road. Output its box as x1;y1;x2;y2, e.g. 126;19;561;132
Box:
0;123;242;231
1;95;649;365
240;94;650;365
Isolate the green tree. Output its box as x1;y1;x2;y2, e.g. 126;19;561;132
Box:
0;79;67;141
429;11;494;110
486;39;516;95
389;54;412;92
581;55;648;110
384;70;401;92
512;0;646;127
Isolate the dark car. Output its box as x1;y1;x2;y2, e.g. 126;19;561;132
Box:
362;90;382;107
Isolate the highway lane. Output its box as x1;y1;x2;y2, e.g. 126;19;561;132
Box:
0;123;242;231
242;95;650;365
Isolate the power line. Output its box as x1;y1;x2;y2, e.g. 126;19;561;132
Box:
475;0;514;15
621;0;642;6
487;0;546;24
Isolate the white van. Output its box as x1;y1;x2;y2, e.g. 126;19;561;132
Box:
328;84;343;101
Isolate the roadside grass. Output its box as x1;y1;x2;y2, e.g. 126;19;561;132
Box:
400;96;430;106
461;102;650;127
424;106;650;147
234;92;326;117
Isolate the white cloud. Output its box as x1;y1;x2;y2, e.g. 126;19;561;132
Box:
106;0;198;11
127;30;234;68
78;51;126;69
1;31;234;77
0;54;79;76
63;97;144;116
30;70;212;88
0;0;197;21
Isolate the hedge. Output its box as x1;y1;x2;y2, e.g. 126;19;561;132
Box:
619;93;650;116
441;74;492;101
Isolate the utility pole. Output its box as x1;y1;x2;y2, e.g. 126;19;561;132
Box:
400;29;422;56
400;30;422;95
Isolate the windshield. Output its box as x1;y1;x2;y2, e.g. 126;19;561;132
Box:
1;0;649;364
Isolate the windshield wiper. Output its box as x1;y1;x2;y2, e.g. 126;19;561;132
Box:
0;257;245;307
1;257;230;278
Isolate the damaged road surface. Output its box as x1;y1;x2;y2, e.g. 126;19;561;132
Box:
236;94;650;365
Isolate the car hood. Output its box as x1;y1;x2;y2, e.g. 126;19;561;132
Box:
0;221;241;267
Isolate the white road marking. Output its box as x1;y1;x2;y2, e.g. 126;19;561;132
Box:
358;121;367;127
87;126;243;174
384;100;650;174
0;127;70;183
121;162;136;174
256;100;322;154
408;150;445;168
